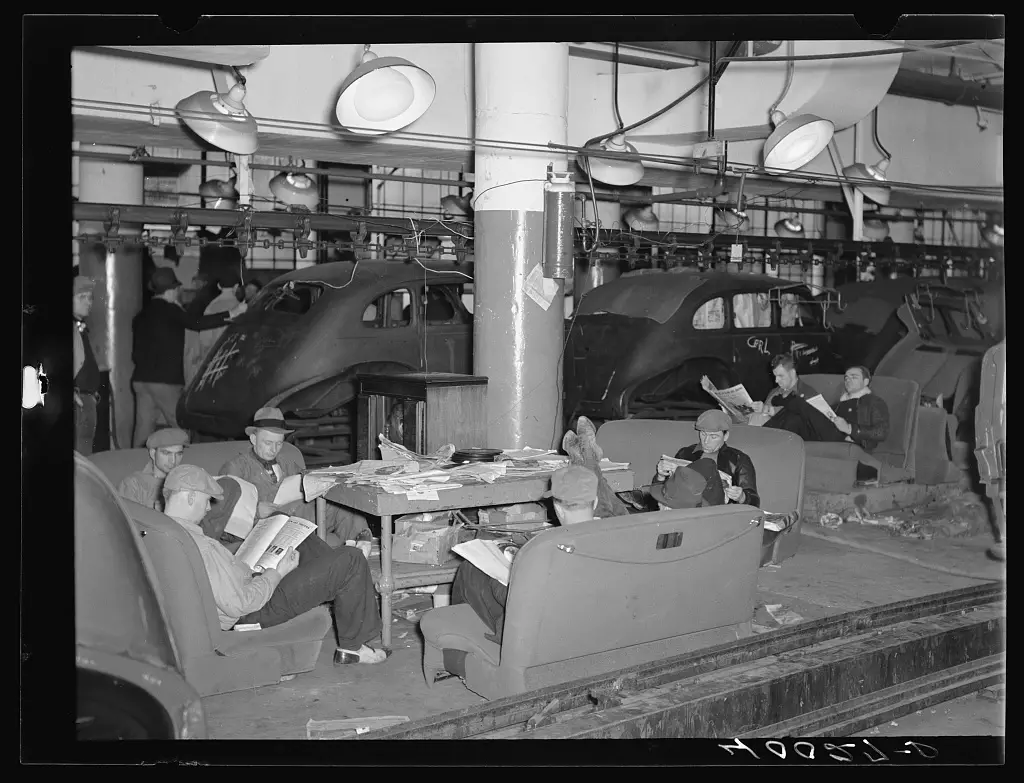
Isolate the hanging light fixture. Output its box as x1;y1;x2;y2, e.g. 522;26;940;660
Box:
335;44;436;135
862;218;890;241
175;69;259;155
774;216;805;238
842;107;893;206
761;41;833;174
199;176;238;210
270;170;319;211
623;205;659;231
580;43;645;187
981;216;1003;248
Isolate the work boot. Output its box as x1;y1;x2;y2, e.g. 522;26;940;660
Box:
986;542;1006;562
575;416;604;464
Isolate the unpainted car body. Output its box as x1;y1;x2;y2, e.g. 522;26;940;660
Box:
974;340;1006;542
564;269;845;423
75;452;206;739
179;261;474;439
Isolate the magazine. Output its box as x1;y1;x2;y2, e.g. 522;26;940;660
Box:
805;394;838;422
658;455;733;489
700;376;757;424
235;514;317;573
451;539;521;587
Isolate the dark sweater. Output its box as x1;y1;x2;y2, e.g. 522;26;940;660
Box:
131;285;230;385
833;392;890;453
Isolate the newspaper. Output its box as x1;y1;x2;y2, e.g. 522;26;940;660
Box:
700;376;757;423
452;539;520;587
302;473;341;502
805;394;838;422
658;455;733;488
235;514;317;573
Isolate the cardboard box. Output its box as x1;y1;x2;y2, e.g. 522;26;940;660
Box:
392;520;471;566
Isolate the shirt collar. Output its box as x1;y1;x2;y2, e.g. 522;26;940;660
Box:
840;387;872;402
168;515;205;536
251;450;279;471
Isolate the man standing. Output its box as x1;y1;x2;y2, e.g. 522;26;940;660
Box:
183;272;241;387
219;407;371;547
117;427;190;511
73;275;101;454
162;465;387;665
451;465;600;645
669;410;760;507
131;268;246;447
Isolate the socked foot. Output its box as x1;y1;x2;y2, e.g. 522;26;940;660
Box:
334;644;390;665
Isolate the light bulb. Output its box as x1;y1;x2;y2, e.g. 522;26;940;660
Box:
355;68;415;122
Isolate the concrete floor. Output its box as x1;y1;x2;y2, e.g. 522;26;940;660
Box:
201;524;1005;740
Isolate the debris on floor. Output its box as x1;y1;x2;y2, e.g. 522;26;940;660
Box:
764;604;805;626
306;715;409;740
819;512;844;529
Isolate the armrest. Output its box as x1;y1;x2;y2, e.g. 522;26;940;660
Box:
803;442;865;459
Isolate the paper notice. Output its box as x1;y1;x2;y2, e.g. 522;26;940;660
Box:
524;264;560;311
730;243;743;262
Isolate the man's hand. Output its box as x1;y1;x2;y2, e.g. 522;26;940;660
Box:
724;485;746;503
74;390;83;408
750;401;764;414
834;417;853;435
257;501;279;518
275;547;300;578
656;459;677;478
355;541;372;560
227;302;248;320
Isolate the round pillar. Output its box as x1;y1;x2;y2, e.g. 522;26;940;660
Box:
77;143;145;450
473;43;569;449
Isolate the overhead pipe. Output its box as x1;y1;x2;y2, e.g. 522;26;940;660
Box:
886;69;1003;112
707;41;717;140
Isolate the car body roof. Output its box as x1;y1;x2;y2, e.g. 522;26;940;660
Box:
264;260;473;298
576;270;808;324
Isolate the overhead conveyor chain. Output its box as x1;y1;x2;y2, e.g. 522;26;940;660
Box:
351;583;1004;740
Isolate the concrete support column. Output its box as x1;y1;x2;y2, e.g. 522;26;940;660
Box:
78;143;145;449
473;43;569;449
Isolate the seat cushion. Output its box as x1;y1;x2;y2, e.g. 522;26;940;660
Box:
420;604;501;667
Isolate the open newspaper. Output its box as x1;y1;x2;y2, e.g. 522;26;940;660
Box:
700;376;757;424
235;514;317;573
658;455;733;488
452;539;521;587
805;394;838;422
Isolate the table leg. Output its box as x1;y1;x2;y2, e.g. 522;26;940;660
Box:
315;497;327;541
380;513;393;650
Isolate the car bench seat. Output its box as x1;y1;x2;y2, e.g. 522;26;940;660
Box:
596;419;807;564
91;442;331;696
421;504;764;700
801;374;921;492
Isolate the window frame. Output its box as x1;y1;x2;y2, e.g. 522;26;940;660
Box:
361;287;414;329
691;295;728;332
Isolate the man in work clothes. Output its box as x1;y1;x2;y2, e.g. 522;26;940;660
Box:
131;268;246;447
73;275;101;454
117;427;190;512
668;409;761;507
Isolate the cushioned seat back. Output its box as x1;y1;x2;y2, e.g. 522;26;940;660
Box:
90;441;307;489
802;374;920;471
123;499;223;670
499;506;763;672
597;420;805;515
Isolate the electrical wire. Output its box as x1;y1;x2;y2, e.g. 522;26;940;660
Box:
873;107;892;161
469;179;548;209
612;43;624;131
412;256;473;280
719;40;985;63
767;40;796;119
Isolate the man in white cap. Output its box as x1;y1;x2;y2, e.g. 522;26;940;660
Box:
163;465;387;665
73;275;101;454
219;407;371;548
665;409;761;507
117;427;190;512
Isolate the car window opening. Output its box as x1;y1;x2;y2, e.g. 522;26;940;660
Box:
265;283;324;315
732;293;774;329
362;288;413;328
693;297;726;330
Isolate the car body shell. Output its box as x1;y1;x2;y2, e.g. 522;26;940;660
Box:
564;269;845;422
75;452;206;739
178;261;474;438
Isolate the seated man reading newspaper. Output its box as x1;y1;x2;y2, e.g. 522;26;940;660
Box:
162;464;388;666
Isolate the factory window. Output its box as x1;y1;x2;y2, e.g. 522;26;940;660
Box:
692;297;726;330
265;283;323;315
362;288;412;328
732;293;773;329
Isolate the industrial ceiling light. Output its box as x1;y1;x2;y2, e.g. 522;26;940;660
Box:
981;219;1003;248
175;71;259;155
199;176;239;210
582;134;645;187
623;205;659;231
841;107;892;206
335;44;436;135
774;216;805;238
270;172;319;211
862;218;890;241
764;110;835;173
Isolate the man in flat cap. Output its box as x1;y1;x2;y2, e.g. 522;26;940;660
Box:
219;407;371;548
117;427;190;512
73;275;101;454
163;464;387;665
451;465;600;645
650;458;727;510
664;409;761;507
130;267;246;448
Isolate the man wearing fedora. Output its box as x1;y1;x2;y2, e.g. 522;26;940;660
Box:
219;407;371;548
665;409;761;508
73;275;101;454
130;267;247;447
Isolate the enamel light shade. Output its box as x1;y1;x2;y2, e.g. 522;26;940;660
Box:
763;111;834;173
843;157;892;206
335;50;436;135
583;135;645;187
175;84;259;155
269;173;319;210
774;216;805;238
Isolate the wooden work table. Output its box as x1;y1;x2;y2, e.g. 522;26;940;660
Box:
315;469;635;649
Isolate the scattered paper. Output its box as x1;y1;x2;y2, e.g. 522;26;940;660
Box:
302;473;339;502
765;604;804;626
805;394;838;423
233;623;262;632
306;716;409;740
524;264;560;311
819;513;844;529
501;447;559;461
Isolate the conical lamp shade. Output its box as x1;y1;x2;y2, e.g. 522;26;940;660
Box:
270;172;319;210
582;135;645;187
623;206;659;231
982;223;1003;248
176;84;259;155
199;176;239;210
335;51;436;135
862;219;890;241
774;217;805;238
763;111;834;173
842;157;891;206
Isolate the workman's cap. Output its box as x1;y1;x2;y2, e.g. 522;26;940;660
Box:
543;465;599;505
74;276;96;296
246;406;295;436
146;427;190;450
149;267;183;294
164;464;224;499
695;409;731;433
649;458;720;509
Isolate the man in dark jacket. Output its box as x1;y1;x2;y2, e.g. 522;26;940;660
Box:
671;409;761;507
73;275;101;454
131;268;246;447
831;365;890;453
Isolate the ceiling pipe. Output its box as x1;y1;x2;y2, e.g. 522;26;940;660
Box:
886;69;1003;112
708;41;717;140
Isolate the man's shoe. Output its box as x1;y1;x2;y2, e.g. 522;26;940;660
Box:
334;645;391;665
986;543;1006;562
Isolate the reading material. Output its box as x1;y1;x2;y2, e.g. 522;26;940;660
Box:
700;376;757;424
805;394;838;422
235;514;317;573
451;539;521;587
